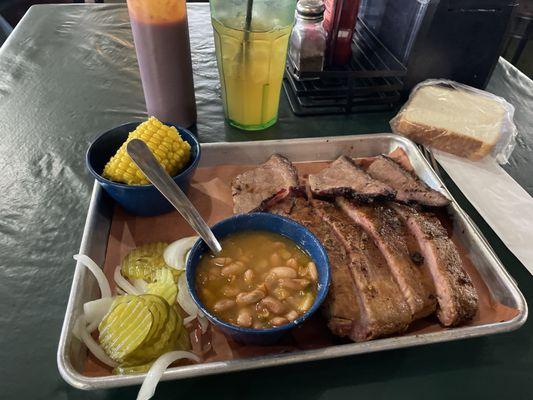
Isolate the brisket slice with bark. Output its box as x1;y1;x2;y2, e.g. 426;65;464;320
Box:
391;203;478;325
312;200;412;340
308;156;395;201
231;154;299;214
337;198;437;319
365;155;450;207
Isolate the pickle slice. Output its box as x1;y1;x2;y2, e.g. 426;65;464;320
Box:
136;295;169;347
98;297;153;363
99;293;189;370
123;295;171;365
147;268;178;306
120;242;169;282
120;294;187;366
135;301;178;360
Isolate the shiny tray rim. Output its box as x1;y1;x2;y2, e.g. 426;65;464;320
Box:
57;133;528;390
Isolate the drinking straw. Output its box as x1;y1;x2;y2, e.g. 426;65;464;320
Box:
237;0;253;61
243;0;254;42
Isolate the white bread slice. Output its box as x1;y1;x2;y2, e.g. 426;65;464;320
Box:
394;85;506;160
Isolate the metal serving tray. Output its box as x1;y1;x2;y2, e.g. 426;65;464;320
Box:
58;134;527;390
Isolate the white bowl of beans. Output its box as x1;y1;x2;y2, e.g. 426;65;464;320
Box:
186;212;331;344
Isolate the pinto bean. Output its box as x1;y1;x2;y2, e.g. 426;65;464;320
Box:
264;273;279;293
286;310;299;321
256;305;270;319
237;308;253;327
270;267;297;278
307;262;318;282
213;299;236;312
244;269;255;285
221;262;245;277
286;258;298;270
222;286;240;298
273;287;289;301
270;317;289;327
236;289;266;305
278;278;311;290
298;293;314;313
259;296;286;315
272;241;286;249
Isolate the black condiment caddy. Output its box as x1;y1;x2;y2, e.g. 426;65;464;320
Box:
283;19;407;116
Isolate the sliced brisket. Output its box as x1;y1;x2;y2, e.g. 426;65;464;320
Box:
313;200;412;340
391;203;478;326
365;155;450;207
231;154;299;214
337;198;437;319
308;156;395;202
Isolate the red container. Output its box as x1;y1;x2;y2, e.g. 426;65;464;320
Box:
323;0;360;66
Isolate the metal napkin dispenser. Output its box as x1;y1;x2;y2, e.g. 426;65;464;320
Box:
358;0;518;91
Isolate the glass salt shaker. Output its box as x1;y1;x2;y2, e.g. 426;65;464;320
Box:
288;0;327;75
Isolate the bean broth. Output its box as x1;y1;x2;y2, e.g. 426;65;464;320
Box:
196;231;318;329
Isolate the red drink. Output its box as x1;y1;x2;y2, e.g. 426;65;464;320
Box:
127;0;196;127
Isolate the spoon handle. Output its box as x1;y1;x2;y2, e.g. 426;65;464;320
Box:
126;139;222;255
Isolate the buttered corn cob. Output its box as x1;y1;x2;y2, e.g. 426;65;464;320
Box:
103;117;191;185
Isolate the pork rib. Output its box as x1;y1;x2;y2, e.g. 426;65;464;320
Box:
308;156;395;202
365;155;450;207
313;200;412;340
391;203;478;325
231;154;299;214
337;198;436;319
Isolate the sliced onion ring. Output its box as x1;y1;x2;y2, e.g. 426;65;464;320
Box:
136;351;200;400
131;278;148;293
177;273;199;317
84;297;114;333
74;315;118;368
73;254;112;298
114;265;141;295
197;313;209;334
163;236;198;270
183;315;196;325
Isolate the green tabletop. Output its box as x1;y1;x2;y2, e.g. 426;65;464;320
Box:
0;4;531;400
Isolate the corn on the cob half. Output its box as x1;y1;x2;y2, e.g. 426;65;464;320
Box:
103;117;191;185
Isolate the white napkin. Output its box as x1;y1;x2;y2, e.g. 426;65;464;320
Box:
434;151;533;275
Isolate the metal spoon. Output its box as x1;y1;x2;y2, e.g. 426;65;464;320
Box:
126;138;222;255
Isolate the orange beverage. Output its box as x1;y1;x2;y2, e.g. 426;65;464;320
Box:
210;0;297;131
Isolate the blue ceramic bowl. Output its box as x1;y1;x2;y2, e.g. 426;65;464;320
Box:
186;213;331;345
86;122;200;216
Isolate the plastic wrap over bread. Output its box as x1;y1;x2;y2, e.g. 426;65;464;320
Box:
390;80;517;164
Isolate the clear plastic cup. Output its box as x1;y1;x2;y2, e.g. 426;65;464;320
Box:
210;0;297;131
